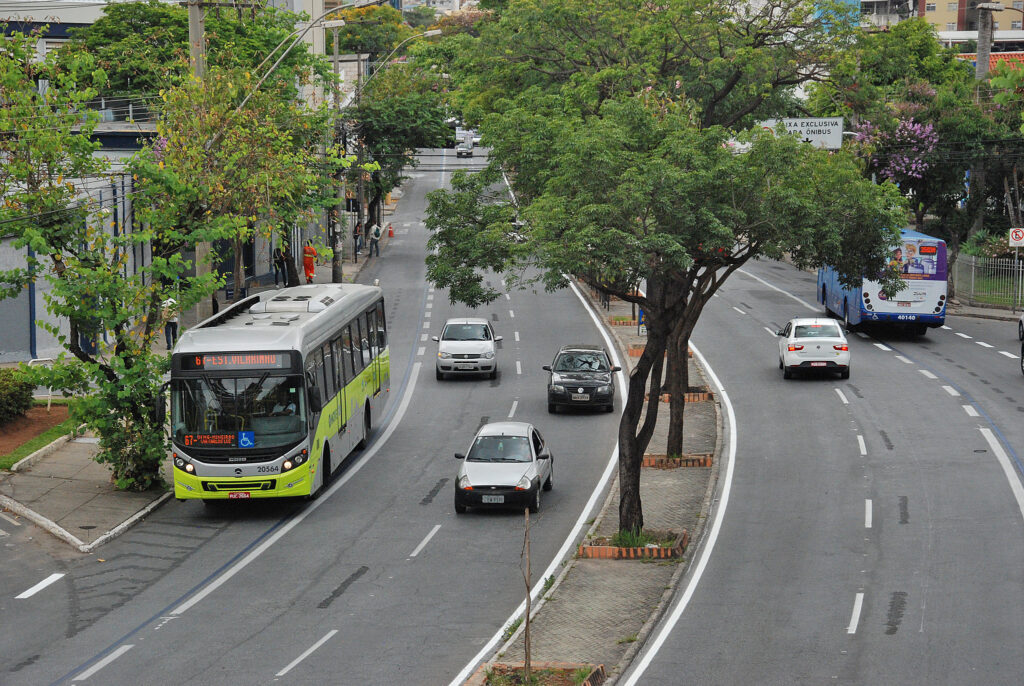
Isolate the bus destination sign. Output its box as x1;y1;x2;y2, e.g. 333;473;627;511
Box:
183;433;237;448
181;353;290;371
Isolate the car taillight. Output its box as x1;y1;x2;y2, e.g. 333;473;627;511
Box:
787;344;804;351
833;344;848;351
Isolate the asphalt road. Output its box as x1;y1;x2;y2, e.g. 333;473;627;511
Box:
623;259;1024;685
1;149;622;685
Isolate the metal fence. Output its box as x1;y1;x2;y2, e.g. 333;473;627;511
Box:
951;254;1024;310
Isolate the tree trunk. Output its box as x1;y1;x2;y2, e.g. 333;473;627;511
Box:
282;243;301;287
231;237;244;303
665;327;690;458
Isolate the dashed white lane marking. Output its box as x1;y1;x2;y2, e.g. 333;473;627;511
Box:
0;528;7;537
508;400;518;418
408;525;442;558
420;334;428;342
403;222;412;227
1000;350;1019;359
427;294;433;301
516;361;522;375
919;370;937;379
835;389;849;405
977;341;994;348
390;239;405;245
16;572;65;599
941;325;952;330
425;302;432;309
505;293;511;300
847;593;865;634
0;512;20;526
873;343;891;351
429;288;435;293
422;322;430;329
732;306;745;315
763;327;775;336
515;331;520;342
416;347;425;357
865;500;872;529
955;332;972;339
855;332;870;339
423;309;431;318
73;644;133;681
276;631;338;677
963;405;979;417
509;310;515;319
894;355;912;364
857;435;867;456
943;385;960;396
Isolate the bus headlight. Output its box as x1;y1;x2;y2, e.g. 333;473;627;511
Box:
281;450;309;473
173;456;195;474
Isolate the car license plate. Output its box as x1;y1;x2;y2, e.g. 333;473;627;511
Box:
455;363;475;370
482;495;504;504
810;362;826;367
571;393;590;401
228;492;251;499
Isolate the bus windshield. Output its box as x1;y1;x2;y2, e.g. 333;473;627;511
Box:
171;375;306;450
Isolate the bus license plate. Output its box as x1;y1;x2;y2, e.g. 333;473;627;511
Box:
898;301;911;307
571;393;590;401
228;492;251;499
482;495;504;504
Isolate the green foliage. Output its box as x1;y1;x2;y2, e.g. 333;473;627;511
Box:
326;4;412;60
0;408;80;471
403;6;437;30
501;617;522;643
541;574;556;595
0;369;34;427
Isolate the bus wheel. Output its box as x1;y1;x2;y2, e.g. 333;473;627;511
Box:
309;447;331;500
1019;320;1024;341
843;301;852;330
914;324;927;336
355;406;371;450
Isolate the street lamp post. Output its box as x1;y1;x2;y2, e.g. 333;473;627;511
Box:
324;19;347;283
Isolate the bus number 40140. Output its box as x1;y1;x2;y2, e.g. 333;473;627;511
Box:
896;315;918;321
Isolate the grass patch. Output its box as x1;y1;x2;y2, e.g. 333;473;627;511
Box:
617;633;638;644
501;617;522;643
0;414;80;470
541;574;556;594
609;528;677;548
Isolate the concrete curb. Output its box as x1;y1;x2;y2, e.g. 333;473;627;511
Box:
11;433;74;472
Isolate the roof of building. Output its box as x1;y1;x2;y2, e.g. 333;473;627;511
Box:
955;51;1024;71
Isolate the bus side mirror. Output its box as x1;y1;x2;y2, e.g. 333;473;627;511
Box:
308;387;322;414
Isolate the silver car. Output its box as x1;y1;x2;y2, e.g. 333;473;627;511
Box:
433;317;502;380
777;317;851;379
454;421;553;514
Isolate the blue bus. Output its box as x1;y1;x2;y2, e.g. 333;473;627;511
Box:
818;229;947;335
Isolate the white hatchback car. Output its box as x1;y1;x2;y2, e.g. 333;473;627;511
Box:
433;318;502;380
777;317;851;379
453;421;553;514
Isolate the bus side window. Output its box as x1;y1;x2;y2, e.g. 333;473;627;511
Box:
349;322;365;375
310;348;325;396
321;342;336;400
367;309;379;358
332;337;346;387
376;300;387;348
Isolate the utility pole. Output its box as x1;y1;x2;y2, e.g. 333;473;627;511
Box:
187;0;213;322
326;21;346;282
973;3;1003;236
356;51;366;259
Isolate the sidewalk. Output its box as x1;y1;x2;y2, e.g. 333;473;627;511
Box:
0;205;399;553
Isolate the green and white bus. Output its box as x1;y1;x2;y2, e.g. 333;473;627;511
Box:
169;284;389;502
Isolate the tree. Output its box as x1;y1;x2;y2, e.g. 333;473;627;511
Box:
403;6;437;30
326;4;413;64
425;0;907;534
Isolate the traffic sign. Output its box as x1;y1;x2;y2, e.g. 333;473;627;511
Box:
759;117;844;150
1011;227;1024;247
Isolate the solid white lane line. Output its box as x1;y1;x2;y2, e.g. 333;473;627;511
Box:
980;427;1024;522
16;572;65;599
956;332;972;339
72;644;134;681
737;268;818;311
409;525;442;558
172;364;423;616
847;593;865;634
516;361;522;375
873;343;892;351
963;405;979;417
919;370;937;379
977;341;994;348
0;512;20;526
514;331;520;342
1000;350;1019;359
509;310;515;319
416;347;425;357
732;306;745;315
857;435;867;456
620;342;738;686
943;385;960;396
763;327;775;336
275;631;338;677
865;500;872;529
420;334;428;342
894;355;912;364
835;389;849;405
508;400;518;418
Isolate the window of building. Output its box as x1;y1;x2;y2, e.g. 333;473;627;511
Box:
925;3;935;11
994;21;1000;29
1014;20;1023;29
1014;1;1023;10
947;1;958;9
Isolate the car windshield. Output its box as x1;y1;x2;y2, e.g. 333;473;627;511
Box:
443;324;490;341
554;352;608;372
171;375;306;449
467;435;532;463
794;323;842;338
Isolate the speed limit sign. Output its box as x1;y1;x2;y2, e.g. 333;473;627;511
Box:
1011;227;1024;247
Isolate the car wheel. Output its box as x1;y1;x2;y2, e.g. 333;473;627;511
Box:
543;464;553;492
840;367;850;380
529;487;541;514
779;357;783;370
548;403;556;414
436;368;444;381
783;365;793;380
454;499;467;514
1019;320;1023;341
489;368;497;380
605;404;614;413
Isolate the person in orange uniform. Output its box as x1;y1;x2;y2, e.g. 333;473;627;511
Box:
302;239;317;284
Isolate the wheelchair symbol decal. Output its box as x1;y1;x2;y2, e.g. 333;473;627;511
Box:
238;431;255;448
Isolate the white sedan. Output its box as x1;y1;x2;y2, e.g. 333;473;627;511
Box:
777;317;850;379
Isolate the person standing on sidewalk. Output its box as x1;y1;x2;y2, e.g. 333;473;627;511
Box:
368;223;381;257
302;239;317;283
353;221;363;256
162;297;179;350
272;246;285;287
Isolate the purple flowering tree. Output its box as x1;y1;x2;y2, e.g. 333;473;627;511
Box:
855;118;939;229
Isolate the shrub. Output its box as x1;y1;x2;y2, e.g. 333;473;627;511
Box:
0;368;34;426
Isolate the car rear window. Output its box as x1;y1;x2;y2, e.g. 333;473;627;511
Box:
794;324;841;338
